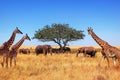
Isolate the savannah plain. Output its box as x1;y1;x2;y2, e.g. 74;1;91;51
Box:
0;46;120;80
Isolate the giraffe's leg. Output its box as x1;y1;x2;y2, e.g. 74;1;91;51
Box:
112;56;117;66
1;56;5;68
1;58;3;67
105;54;110;67
10;57;13;67
13;57;17;66
98;55;105;67
6;56;9;68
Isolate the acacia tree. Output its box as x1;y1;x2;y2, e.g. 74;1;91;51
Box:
33;23;85;48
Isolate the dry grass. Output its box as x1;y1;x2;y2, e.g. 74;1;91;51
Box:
0;46;120;80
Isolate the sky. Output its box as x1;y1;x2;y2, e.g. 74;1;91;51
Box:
0;0;120;46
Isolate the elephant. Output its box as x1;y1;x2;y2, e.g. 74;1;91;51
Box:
76;46;97;57
19;48;30;54
35;45;52;56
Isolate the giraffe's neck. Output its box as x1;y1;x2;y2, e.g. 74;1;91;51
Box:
90;31;110;49
12;37;25;50
7;32;16;48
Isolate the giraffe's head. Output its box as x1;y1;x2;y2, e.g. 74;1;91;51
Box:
13;27;23;34
87;27;93;35
24;34;31;41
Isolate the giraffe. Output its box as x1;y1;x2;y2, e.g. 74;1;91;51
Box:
0;27;23;68
9;34;31;67
0;42;9;67
87;27;120;67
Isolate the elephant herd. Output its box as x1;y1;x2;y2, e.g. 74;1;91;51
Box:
19;45;97;57
35;45;71;55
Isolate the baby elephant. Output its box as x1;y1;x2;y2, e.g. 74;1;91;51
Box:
76;46;97;57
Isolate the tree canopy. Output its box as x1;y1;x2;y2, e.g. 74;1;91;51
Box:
33;23;85;48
